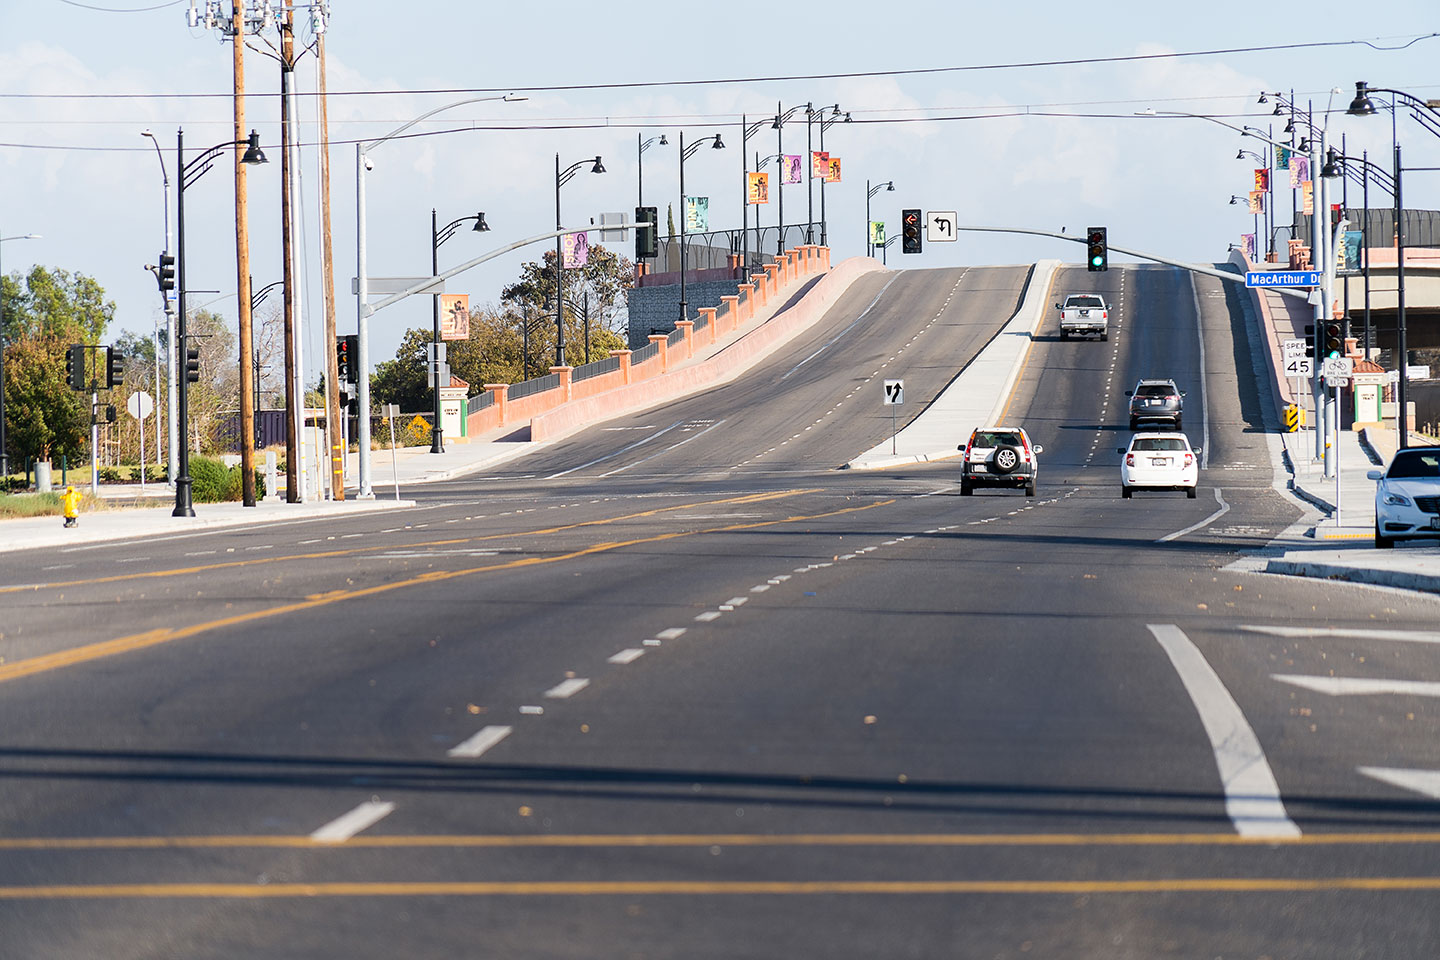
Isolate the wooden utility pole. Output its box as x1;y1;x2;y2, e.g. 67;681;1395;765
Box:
318;25;344;499
280;8;299;502
233;1;257;506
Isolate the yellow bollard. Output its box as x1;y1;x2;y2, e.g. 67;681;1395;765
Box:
61;485;81;528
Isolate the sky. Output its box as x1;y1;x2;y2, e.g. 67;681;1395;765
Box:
2;0;1438;379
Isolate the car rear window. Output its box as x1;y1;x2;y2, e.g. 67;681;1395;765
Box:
1388;451;1440;478
1132;438;1187;451
974;432;1021;447
1136;385;1174;397
1070;296;1103;307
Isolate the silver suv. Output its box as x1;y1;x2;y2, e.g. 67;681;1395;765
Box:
958;426;1043;496
1127;378;1184;431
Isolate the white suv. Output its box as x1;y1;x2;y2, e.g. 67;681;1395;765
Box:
959;426;1042;496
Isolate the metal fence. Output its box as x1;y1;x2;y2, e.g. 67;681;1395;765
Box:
1295;208;1440;248
630;340;659;366
470;390;494;412
648;223;819;274
573;354;621;382
506;372;561;401
667;326;687;348
693;311;709;333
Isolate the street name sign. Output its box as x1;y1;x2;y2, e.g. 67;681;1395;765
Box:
1246;270;1321;288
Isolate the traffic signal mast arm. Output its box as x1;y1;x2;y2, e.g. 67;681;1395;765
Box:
951;224;1313;301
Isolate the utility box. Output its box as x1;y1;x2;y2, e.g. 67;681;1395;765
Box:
440;386;468;442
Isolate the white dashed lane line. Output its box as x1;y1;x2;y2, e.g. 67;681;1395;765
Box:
447;725;513;759
656;627;687;640
695;611;723;622
544;678;591;699
310;800;395;843
608;648;646;665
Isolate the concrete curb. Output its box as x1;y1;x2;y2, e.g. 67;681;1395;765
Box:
846;260;1060;470
1263;555;1440;592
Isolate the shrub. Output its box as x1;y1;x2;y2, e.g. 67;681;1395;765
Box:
189;455;236;503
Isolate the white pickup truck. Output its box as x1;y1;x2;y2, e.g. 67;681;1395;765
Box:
1056;294;1109;340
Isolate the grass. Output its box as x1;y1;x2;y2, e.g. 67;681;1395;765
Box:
0;490;168;518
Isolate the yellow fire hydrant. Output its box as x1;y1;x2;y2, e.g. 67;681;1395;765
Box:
61;485;81;528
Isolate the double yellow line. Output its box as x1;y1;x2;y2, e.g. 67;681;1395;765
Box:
0;491;888;686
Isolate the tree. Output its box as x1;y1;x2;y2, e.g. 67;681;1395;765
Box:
499;243;634;374
371;327;431;413
3;334;88;462
1;265;114;342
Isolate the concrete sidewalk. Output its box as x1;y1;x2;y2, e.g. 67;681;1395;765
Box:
846;260;1060;469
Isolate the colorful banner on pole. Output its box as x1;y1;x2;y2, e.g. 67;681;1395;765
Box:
782;154;803;184
1290;155;1309;189
1254;168;1270;192
562;231;589;269
1301;181;1314;215
1276;147;1290;170
439;294;470;341
1242;233;1257;261
825;156;841;183
685;196;709;232
1247;191;1264;214
811;151;829;178
869;221;886;245
1342;229;1364;271
746;171;770;204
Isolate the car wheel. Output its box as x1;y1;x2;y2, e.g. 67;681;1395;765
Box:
960;480;973;496
1376;524;1394;549
991;446;1020;475
1128;418;1138;431
1060;330;1068;340
1121;485;1132;499
1026;480;1036;496
1174;416;1182;430
1101;332;1109;341
1186;486;1197;499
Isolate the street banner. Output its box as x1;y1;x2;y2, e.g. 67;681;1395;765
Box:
1343;229;1364;271
1276;146;1290;170
1290;155;1309;188
685;196;709;232
869;221;885;245
439;293;470;341
1302;180;1314;215
1247;190;1263;214
825;156;841;183
562;231;589;269
782;154;803;184
1254;168;1270;192
746;171;770;204
811;151;829;178
1242;233;1256;260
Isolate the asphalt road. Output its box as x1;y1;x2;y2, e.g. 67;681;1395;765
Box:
3;263;1440;958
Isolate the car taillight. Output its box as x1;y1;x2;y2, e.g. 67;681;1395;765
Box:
1101;311;1108;319
1184;453;1194;468
1020;434;1032;461
1125;453;1135;467
964;438;973;460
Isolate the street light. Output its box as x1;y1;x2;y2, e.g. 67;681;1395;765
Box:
678;131;725;325
555;154;605;368
174;127;267;517
637;132;667;226
739;113;777;275
0;230;40;479
771;103;805;254
354;94;526;498
430;210;488;453
804;103;847;245
866;180;894;257
141;128;176;486
1346;81;1440;448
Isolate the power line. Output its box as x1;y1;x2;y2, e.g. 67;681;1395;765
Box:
53;0;188;10
2;31;1435;100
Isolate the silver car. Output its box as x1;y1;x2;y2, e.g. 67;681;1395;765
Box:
1369;446;1440;548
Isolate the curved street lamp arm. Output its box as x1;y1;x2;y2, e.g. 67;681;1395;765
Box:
361;94;525;155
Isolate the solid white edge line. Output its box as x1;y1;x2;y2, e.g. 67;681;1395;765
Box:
545;419;687;480
1240;624;1440;644
1147;623;1300;838
544;678;591;699
1157;487;1230;543
1189;271;1211;470
447;724;514;759
309;800;396;843
1272;674;1440;698
780;273;902;381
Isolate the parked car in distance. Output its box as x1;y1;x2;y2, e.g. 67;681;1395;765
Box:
1056;294;1109;340
958;426;1043;496
1369;446;1440;548
1127;378;1184;431
1118;432;1199;498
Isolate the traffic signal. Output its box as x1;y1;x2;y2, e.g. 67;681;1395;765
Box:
1304;323;1317;359
1325;322;1343;357
185;346;201;383
105;346;125;388
158;254;175;291
67;344;87;391
1086;226;1108;272
635;206;657;259
336;334;359;383
901;209;922;254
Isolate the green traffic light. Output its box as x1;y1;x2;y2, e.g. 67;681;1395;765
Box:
1091;256;1103;267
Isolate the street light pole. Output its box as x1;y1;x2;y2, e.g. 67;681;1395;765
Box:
554;154;605;368
0;230;40;480
141;128;175;486
866;180;894;257
430;210;488;453
354;94;526;498
678;132;725;325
